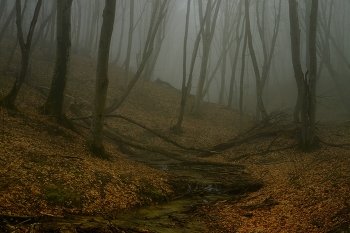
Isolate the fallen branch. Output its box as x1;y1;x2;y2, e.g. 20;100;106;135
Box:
103;127;243;167
72;113;215;154
317;136;350;148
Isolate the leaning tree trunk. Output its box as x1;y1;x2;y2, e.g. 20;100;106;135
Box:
89;0;116;157
40;0;72;121
1;0;42;109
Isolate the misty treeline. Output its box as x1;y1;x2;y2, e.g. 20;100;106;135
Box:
0;0;349;154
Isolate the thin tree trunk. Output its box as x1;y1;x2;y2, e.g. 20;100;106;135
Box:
123;0;134;89
104;0;168;114
218;0;230;105
228;0;244;108
30;2;56;56
0;0;7;21
112;0;126;65
306;0;318;148
193;0;221;114
239;33;248;133
74;0;82;53
172;0;191;133
0;4;15;42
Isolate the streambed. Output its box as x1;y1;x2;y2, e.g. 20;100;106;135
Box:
20;152;262;232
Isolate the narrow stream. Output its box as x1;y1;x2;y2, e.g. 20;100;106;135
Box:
106;152;262;232
37;152;262;232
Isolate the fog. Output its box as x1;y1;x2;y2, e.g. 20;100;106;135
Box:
1;0;350;122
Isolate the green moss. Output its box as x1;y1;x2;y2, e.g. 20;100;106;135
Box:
45;185;81;207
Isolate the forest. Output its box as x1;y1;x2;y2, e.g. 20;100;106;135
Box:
0;0;349;232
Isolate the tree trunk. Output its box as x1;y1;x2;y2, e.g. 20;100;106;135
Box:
1;0;42;109
193;0;221;114
40;0;72;121
244;0;267;120
172;0;191;133
218;0;230;105
89;0;116;156
74;0;82;53
239;33;248;133
228;0;244;108
30;2;56;56
301;0;318;149
289;0;305;123
104;0;168;114
254;0;281;121
0;4;15;42
123;0;134;89
0;0;7;21
112;0;126;65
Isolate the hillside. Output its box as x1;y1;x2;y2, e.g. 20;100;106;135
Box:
1;40;350;232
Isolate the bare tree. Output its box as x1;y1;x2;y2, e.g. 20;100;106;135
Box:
193;0;221;114
1;0;42;108
302;0;318;149
104;0;169;114
89;0;116;156
228;0;244;108
245;0;267;120
40;0;72;122
143;0;170;83
30;1;56;56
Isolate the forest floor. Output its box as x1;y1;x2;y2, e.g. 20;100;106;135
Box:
0;40;350;232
